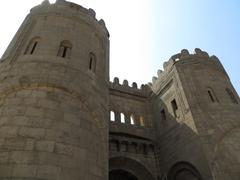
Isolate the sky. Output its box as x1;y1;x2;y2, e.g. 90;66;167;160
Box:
0;0;239;95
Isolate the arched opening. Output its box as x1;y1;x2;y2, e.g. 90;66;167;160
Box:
109;157;155;180
110;169;138;180
130;114;135;125
168;162;203;180
110;111;115;122
120;113;125;123
24;37;41;55
173;169;200;180
139;116;145;126
57;40;72;58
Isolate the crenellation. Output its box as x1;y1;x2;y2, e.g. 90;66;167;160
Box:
152;76;157;84
113;77;119;85
132;82;138;89
88;8;96;18
41;0;50;6
180;49;190;57
110;77;151;97
194;48;209;58
123;79;129;86
157;69;163;77
150;48;225;93
30;0;109;38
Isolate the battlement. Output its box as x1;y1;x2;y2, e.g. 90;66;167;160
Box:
149;48;223;92
31;0;109;37
109;77;152;97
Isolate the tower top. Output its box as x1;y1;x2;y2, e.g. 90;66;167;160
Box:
31;0;109;37
150;48;227;93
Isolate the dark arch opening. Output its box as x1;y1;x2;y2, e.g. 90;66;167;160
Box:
167;161;203;180
109;156;155;180
110;169;138;180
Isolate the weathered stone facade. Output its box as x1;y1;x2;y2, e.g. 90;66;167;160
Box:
0;0;239;180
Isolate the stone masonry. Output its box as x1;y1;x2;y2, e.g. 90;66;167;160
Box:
0;0;239;180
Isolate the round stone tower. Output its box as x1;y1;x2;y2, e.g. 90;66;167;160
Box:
0;0;109;179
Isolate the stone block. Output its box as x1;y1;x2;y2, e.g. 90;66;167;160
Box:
0;152;9;163
37;165;61;179
12;165;37;177
0;165;13;177
9;151;35;164
0;126;19;138
54;142;73;155
25;139;35;151
35;140;55;152
25;107;45;117
19;127;45;139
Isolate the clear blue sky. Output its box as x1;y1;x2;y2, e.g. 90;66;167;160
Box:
151;0;240;95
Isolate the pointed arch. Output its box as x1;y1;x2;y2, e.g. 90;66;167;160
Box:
120;113;125;123
130;114;135;125
109;156;155;180
139;116;145;126
57;40;72;58
110;111;115;122
24;36;41;55
167;161;203;180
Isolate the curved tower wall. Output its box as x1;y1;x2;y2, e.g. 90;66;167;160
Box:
0;0;109;179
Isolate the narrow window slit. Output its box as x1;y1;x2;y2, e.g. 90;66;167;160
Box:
208;90;215;102
171;99;178;117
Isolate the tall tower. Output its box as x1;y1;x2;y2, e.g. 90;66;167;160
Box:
0;0;109;179
151;48;240;180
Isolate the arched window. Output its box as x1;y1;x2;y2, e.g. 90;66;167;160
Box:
110;111;115;121
171;99;178;117
120;113;125;123
24;37;40;55
140;116;145;126
226;88;238;104
207;88;218;103
130;114;135;125
89;52;97;73
57;40;72;58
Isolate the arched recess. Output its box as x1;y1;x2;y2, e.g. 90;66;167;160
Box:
211;128;240;179
167;161;203;180
109;156;155;180
110;169;138;180
57;40;72;58
24;36;41;55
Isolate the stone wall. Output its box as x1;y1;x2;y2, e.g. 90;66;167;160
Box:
0;0;109;179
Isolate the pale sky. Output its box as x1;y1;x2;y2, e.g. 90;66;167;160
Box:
0;0;239;95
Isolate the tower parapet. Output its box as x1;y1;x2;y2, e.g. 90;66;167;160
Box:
31;0;109;36
110;77;152;97
1;0;109;62
150;48;228;93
